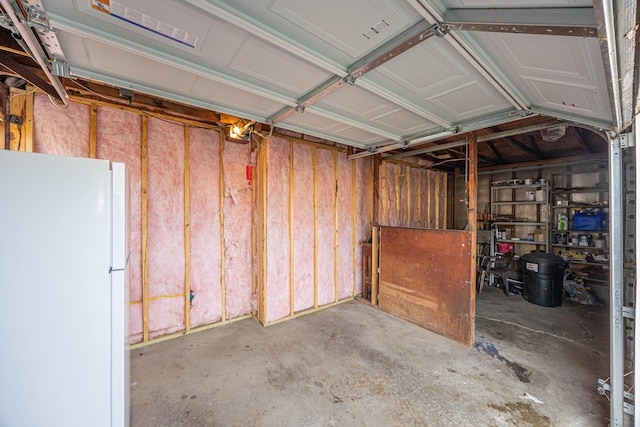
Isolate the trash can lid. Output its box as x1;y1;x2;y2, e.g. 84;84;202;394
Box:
521;252;564;265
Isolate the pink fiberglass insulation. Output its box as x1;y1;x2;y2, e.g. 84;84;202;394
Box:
354;158;370;295
33;94;89;157
189;128;222;327
94;107;143;342
222;140;253;319
265;137;291;322
148;297;185;339
147;118;185;333
316;148;336;306
410;167;421;228
292;142;314;312
337;152;353;299
129;305;143;344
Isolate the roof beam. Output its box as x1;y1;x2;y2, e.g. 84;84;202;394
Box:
444;8;597;37
486;141;505;164
0;50;59;99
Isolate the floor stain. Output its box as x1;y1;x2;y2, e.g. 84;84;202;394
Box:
475;336;531;382
488;401;551;426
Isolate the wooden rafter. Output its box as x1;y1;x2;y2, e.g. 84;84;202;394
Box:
0;50;59;99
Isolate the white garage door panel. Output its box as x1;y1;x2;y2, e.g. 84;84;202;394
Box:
283;113;387;145
371;109;433;134
441;0;592;7
525;78;607;117
429;82;505;117
189;79;285;119
85;40;198;93
228;37;332;96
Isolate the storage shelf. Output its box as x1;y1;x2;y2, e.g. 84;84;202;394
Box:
551;229;608;234
492;184;548;190
493;221;547;226
552;243;607;250
565;260;610;267
492;201;548;206
497;239;546;245
552;187;608;194
552;205;608;209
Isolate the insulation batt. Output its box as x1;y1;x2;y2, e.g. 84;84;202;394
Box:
354;158;370;295
337;153;354;299
33;94;89;157
316;148;336;306
95;107;143;342
265;137;291;322
222;140;253;319
188;128;222;327
292;143;315;312
147;118;185;336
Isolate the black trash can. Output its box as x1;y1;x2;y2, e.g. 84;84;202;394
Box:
521;252;566;307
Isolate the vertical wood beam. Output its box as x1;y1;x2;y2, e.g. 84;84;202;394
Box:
406;165;411;226
453;168;460;229
288;140;295;315
3;83;9;150
467;131;478;346
372;155;381;227
184;126;191;331
257;137;268;324
313;147;319;308
141;115;149;342
89;104;97;158
333;150;339;302
9;88;26;151
380;162;388;225
24;85;33;152
371;225;379;305
417;169;423;227
251;138;258;313
435;173;441;229
394;165;400;224
219;132;227;321
351;160;357;297
427;171;432;228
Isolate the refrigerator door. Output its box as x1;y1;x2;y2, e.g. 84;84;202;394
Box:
0;151;112;427
110;162;130;427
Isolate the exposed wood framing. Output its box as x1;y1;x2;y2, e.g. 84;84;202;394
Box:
380;160;388;225
257;138;267;324
1;82;8;150
351;160;357;296
417;170;423;228
406;165;411;225
141;115;149;342
313;146;319;309
289;140;295;315
394;165;400;222
251;137;258;314
0;50;59;99
184;126;191;331
427;171;432;228
9;87;27;151
273;132;345;153
372;155;381;226
24;86;33;152
435;173;441;229
467;131;477;344
333;150;339;302
219;130;227;322
263;297;353;327
89;104;97;158
371;225;379;305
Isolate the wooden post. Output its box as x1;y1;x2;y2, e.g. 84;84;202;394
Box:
184;126;191;331
371;225;379;305
351;160;357;297
251;137;258;313
417;169;423;228
89;104;97;158
24;85;33;153
219;132;227;321
380;160;387;225
372;155;381;227
467;131;478;345
435;173;441;229
427;171;432;228
257;138;268;324
333;150;339;302
141;116;149;342
289;140;295;315
406;165;411;226
313;146;319;308
453;168;460;229
394;164;400;223
9;88;26;151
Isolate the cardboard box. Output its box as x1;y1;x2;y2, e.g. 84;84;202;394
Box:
534;229;545;243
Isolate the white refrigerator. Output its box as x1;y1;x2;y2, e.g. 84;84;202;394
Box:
0;150;130;427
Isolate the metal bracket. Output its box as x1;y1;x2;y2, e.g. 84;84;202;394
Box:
428;22;451;38
51;58;71;78
598;378;635;404
295;104;306;113
344;74;357;86
623;305;635;319
367;146;377;153
620;132;634;148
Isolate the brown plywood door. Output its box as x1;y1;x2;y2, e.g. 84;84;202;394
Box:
378;227;474;346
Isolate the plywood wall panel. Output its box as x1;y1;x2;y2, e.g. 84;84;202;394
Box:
316;148;335;306
222;141;253;319
265;138;291;322
292;143;315;312
95;107;143;340
33;94;89;157
337;152;353;299
189;128;222;327
147;118;185;333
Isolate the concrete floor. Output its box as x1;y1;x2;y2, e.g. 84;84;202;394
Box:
131;287;610;426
